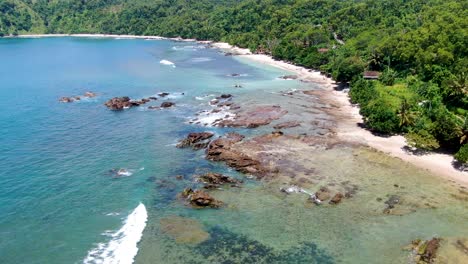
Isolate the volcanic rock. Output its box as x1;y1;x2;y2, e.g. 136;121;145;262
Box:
59;97;74;103
161;102;175;108
329;193;344;204
177;132;214;149
104;96;132;110
189;190;223;208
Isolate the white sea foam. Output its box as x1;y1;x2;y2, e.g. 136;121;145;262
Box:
191;109;235;126
83;203;148;264
190;57;213;63
195;94;215;100
160;60;176;67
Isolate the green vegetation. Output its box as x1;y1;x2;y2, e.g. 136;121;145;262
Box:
1;0;467;158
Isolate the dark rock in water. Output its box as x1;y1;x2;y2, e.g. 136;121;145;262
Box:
271;131;284;137
383;195;400;214
315;187;331;201
273;121;301;130
180;188;194;198
74;96;81;101
158;92;170;97
279;75;298;80
175;175;184;180
160;102;175;108
59;97;74;103
196;172;241;187
329;193;344;204
218;94;232;99
148;96;158;100
104;96;132;110
225;53;233;56
189;190;223;208
229;73;240;76
177;132;214;149
233;84;243;88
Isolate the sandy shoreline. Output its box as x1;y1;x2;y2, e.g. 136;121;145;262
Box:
211;42;468;186
12;34;467;185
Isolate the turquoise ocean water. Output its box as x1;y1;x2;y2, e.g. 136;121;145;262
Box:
2;37;468;264
0;37;303;263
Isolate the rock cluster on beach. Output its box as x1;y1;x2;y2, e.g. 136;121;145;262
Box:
59;91;97;103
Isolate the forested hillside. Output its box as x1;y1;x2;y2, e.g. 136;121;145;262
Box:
1;0;467;162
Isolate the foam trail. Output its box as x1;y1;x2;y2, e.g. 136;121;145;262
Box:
160;60;175;67
83;203;148;264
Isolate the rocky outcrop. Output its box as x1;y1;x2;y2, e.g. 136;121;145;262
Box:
218;105;288;128
177;132;214;150
161;102;175;108
273;121;301;130
205;133;269;178
404;238;441;263
196;172;242;188
383;195;400;214
180;188;223;208
104;96;132;110
59;91;97;103
158;92;170;97
59;97;74;103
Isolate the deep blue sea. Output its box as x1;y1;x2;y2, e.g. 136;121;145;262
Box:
0;37;292;264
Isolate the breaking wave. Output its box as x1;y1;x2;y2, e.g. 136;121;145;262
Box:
83;203;148;264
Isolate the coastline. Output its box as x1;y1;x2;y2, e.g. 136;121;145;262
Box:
11;34;467;185
212;41;468;186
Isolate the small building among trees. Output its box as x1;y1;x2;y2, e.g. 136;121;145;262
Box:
363;71;381;80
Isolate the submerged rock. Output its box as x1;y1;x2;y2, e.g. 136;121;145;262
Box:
279;75;298;80
158;92;170;97
160;216;210;244
273;121;301;130
329;193;344;204
196;172;241;187
84;91;97;98
315;187;331;201
383;194;401;214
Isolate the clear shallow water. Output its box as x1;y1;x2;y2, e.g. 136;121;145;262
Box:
1;38;467;264
0;37;291;264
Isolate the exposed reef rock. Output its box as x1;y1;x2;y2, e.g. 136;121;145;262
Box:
104;96;132;110
177;132;214;150
205;133;270;178
196;172;242;188
273;121;301;130
59;91;97;103
329;193;344;204
160;101;175;108
404;238;441;263
218;105;288;128
180;188;223;208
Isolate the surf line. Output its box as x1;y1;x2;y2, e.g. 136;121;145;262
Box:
83;203;148;264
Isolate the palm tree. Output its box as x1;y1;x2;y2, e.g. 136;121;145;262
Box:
448;72;467;97
398;99;415;128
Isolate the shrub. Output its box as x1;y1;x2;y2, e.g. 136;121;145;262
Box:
455;144;468;163
349;78;377;105
361;98;399;134
405;130;440;150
